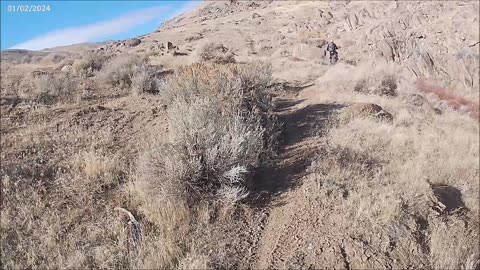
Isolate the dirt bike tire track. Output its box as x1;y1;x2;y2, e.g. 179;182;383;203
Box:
250;85;345;269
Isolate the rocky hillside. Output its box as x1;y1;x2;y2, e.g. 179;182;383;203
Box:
95;1;479;96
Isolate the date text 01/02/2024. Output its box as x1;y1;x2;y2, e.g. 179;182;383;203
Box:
7;5;51;12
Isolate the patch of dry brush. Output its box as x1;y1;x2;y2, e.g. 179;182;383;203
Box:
96;54;160;95
127;61;277;268
1;60;276;269
306;110;479;268
197;42;236;64
134;61;275;206
33;72;77;104
1;127;133;268
302;61;479;269
73;51;111;77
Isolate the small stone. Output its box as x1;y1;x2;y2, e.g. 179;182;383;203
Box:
343;103;393;122
61;65;73;73
165;41;174;51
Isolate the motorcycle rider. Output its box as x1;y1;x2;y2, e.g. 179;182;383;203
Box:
326;40;338;63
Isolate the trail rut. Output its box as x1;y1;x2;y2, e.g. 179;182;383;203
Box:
249;85;344;268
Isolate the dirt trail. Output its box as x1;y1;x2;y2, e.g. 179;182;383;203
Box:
250;84;344;269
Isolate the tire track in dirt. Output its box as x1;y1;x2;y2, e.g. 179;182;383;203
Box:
250;85;344;268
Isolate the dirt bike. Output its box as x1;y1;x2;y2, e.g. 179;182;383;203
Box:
329;50;338;64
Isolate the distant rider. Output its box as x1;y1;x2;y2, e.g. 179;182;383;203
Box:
326;40;338;63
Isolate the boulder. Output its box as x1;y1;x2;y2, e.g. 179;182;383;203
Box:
126;38;141;47
61;65;73;73
406;93;429;107
342;103;393;122
404;93;441;115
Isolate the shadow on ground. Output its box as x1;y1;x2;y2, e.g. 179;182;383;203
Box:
249;99;344;208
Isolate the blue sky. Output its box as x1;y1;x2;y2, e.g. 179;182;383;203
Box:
1;1;200;50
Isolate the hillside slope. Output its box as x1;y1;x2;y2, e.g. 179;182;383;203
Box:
115;1;479;99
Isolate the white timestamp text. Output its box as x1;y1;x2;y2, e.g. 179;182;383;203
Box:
7;5;51;12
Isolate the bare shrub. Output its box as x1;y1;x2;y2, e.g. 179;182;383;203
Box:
136;62;274;205
131;65;159;95
120;61;275;269
237;60;273;93
197;42;236;64
97;54;149;88
33;72;76;104
353;79;367;93
73;51;110;77
353;73;398;97
321;62;400;97
0;64;42;98
377;74;398;96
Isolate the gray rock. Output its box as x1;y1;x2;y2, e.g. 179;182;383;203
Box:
61;65;73;73
126;38;141;47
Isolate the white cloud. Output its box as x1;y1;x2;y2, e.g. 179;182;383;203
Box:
10;3;195;51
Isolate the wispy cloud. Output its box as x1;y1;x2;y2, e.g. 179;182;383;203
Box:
10;5;181;51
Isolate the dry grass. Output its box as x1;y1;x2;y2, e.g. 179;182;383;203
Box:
306;110;479;268
417;48;479;102
1;64;78;103
1;146;131;269
303;60;479;269
311;60;479;123
1;122;125;267
177;252;212;269
123;182;191;269
0;60;277;268
321;61;400;97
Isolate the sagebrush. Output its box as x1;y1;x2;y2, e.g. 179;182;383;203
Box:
135;61;275;206
33;72;76;104
197;42;236;64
